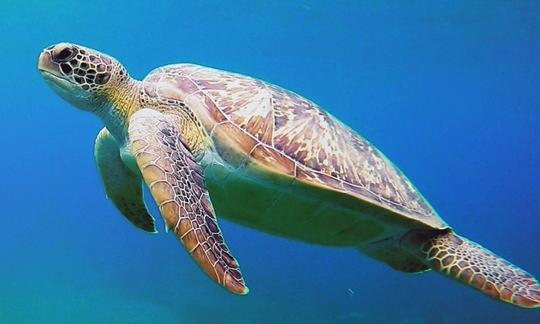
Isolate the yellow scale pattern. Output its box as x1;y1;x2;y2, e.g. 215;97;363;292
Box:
419;232;540;308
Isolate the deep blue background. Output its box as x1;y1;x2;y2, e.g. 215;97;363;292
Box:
1;1;539;323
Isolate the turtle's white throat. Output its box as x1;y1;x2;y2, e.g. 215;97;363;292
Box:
41;69;111;117
40;69;73;89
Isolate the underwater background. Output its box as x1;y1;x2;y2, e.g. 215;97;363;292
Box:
1;1;540;323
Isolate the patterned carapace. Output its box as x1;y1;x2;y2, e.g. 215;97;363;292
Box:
142;64;444;228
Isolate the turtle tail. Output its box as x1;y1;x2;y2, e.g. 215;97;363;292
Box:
402;229;540;308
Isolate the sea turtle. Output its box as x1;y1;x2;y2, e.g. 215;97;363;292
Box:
38;42;540;308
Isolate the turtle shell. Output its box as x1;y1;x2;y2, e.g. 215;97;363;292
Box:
142;64;446;230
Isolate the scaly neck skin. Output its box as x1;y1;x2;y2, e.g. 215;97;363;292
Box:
93;76;210;157
95;77;142;145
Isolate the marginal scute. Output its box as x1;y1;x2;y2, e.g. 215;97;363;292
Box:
250;145;295;176
342;182;381;204
211;122;258;167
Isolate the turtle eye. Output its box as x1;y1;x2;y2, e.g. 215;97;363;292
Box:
54;47;76;62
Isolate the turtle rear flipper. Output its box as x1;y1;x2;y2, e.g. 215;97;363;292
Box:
403;230;540;308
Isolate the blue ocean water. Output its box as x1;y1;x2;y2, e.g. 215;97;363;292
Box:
2;1;540;323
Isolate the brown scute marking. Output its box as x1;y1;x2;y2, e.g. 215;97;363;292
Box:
206;216;219;233
224;271;247;294
531;289;540;301
230;268;242;280
483;282;500;299
211;122;258;166
500;288;513;302
143;75;159;97
207;250;218;265
471;274;486;289
204;96;227;122
128;109;248;295
160;201;179;219
155;154;174;172
512;295;539;308
315;172;345;191
449;234;464;245
200;198;214;216
131;139;147;151
435;250;448;259
151;181;174;204
177;217;190;236
155;75;200;102
193;78;227;90
222;251;238;268
141;64;442;226
459;268;473;283
442;255;455;267
242;113;273;144
409;230;540;308
431;258;442;270
182;228;198;251
195;228;205;242
136;151;159;165
295;167;317;183
174;76;199;96
249;145;295;176
159;83;185;101
342;182;382;204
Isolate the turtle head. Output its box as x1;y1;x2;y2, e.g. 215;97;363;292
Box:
38;43;130;112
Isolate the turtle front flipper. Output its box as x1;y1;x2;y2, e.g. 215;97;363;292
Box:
94;128;156;232
127;108;248;295
403;230;540;308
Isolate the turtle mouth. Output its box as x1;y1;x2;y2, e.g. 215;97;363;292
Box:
39;69;75;87
38;50;75;85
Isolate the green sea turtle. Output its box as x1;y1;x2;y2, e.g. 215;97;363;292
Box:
38;42;540;308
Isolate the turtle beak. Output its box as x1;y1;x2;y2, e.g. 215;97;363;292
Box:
38;50;60;76
38;46;78;102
